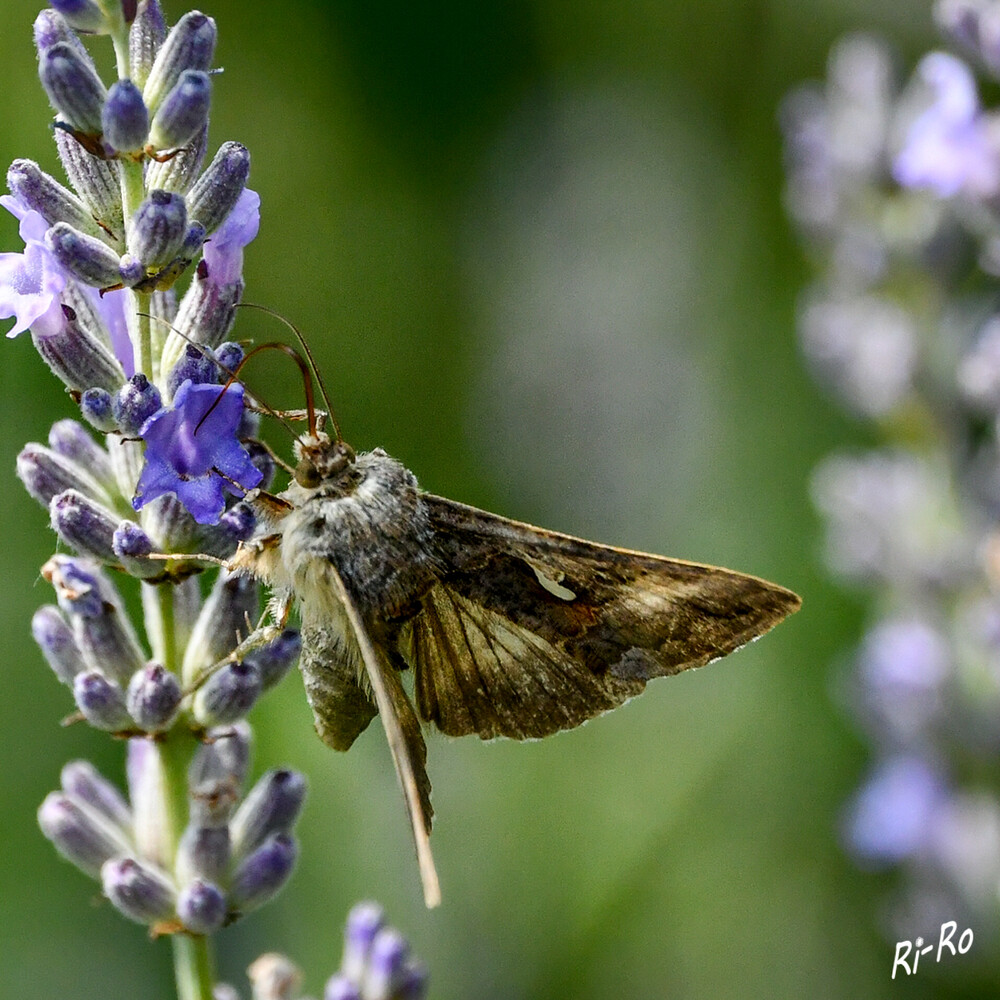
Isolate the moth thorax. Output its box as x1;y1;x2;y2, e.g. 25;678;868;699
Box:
293;433;355;485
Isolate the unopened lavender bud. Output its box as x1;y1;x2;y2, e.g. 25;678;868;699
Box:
183;571;259;681
48;419;116;489
364;930;411;1000
34;9;88;55
177;823;230;884
46;555;105;618
81;387;117;430
45;556;146;681
149;70;212;150
146;123;208;195
7;159;99;236
222;501;256;539
113;373;162;433
102;856;176;924
47;223;122;288
126;737;171;865
38;791;131;877
50;489;119;561
131;190;187;268
32;305;126;393
143;11;217;111
168;344;220;398
53;128;122;230
183;220;206;256
39;42;106;134
178;879;227;935
162;269;241;374
118;254;146;288
49;0;108;34
74;670;132;730
324;976;362;1000
32;605;84;684
188;723;251;825
126;662;181;731
17;442;111;509
342;903;385;984
60;760;132;832
248;954;302;1000
193;658;262;726
103;79;149;154
231;770;306;859
190;722;252;791
245;630;300;691
112;521;163;578
229;833;297;912
201;500;257;559
129;0;167;86
187;142;250;235
214;341;244;374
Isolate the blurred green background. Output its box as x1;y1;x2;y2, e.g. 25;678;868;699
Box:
0;0;978;997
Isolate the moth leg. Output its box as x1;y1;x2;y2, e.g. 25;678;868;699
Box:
326;564;441;909
184;592;294;695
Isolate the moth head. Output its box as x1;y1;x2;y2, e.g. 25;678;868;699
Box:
293;434;356;487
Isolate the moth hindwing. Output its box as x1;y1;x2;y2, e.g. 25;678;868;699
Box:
233;439;800;908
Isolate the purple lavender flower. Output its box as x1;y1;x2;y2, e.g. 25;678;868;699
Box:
202;187;260;285
894;51;1000;198
132;379;263;525
0;203;67;337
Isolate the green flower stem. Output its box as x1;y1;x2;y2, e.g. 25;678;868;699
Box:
108;9;131;80
172;933;216;1000
151;582;218;1000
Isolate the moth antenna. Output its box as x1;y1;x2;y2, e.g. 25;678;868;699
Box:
210;341;321;438
138;313;306;446
234;302;343;442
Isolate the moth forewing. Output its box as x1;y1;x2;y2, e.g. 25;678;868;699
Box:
401;495;801;741
324;563;441;909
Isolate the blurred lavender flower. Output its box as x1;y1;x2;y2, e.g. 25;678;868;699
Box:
236;904;429;1000
894;51;1000;198
784;6;1000;945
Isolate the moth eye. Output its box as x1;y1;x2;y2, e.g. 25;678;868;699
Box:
295;460;321;488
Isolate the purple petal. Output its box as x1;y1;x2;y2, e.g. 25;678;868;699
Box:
85;286;134;376
894;52;1000;198
133;379;262;524
201;187;260;285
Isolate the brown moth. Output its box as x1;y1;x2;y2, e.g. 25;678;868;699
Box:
231;430;800;908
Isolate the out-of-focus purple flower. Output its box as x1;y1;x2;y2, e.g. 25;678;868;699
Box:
202;187;259;286
846;755;946;865
859;619;950;694
800;294;917;417
856;618;950;742
0;200;67;337
894;52;1000;198
132;379;262;525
